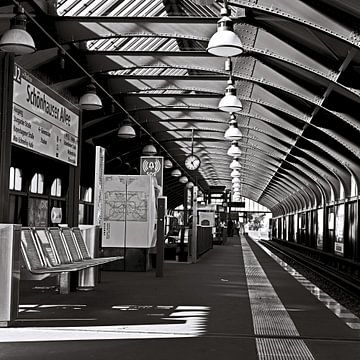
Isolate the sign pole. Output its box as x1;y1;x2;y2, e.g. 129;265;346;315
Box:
156;197;166;277
191;186;198;263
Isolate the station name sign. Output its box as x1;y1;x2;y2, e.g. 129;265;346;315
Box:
12;64;80;165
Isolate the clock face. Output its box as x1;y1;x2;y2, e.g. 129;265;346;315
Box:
185;155;201;170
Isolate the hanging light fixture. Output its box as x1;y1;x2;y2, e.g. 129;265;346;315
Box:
224;114;242;140
231;169;241;177
218;79;243;113
79;80;103;110
0;6;36;55
230;158;241;170
227;141;242;157
186;181;194;189
171;169;182;177
207;6;244;57
179;175;189;184
232;177;240;184
117;119;136;139
142;143;157;155
164;159;173;169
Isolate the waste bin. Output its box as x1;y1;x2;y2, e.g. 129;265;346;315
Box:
77;225;100;291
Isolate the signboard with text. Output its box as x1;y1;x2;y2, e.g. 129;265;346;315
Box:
12;64;80;165
140;156;163;190
93;146;105;226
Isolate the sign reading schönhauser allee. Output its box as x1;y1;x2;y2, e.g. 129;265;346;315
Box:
12;64;80;166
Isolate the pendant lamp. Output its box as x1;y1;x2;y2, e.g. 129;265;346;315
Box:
224;114;242;140
227;141;242;157
79;80;103;110
0;6;35;55
207;7;244;57
218;79;243;113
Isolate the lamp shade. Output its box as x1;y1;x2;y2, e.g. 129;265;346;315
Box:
0;8;35;55
142;143;157;155
230;158;241;169
171;169;182;177
232;185;241;191
117;122;136;139
79;82;102;110
164;159;173;169
186;181;194;189
179;176;189;184
207;14;244;57
218;80;243;113
232;177;240;184
227;141;242;157
231;169;241;177
224;116;242;140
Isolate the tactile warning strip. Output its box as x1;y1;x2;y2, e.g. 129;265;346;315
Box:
253;239;360;331
241;237;315;360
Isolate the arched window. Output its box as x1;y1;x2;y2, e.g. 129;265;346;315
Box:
351;174;358;197
30;173;44;194
84;187;93;203
9;167;22;191
51;178;62;197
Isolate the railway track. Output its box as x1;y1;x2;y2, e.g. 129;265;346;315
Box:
257;239;360;299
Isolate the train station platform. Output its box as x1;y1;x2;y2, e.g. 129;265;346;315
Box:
1;236;360;360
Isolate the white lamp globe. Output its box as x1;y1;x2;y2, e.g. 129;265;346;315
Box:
207;8;244;57
227;141;242;157
171;169;182;177
230;158;241;169
164;159;173;168
218;79;243;113
179;176;189;184
224;115;242;140
231;169;241;177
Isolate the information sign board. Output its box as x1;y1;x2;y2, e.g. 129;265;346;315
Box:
140;156;163;189
12;64;80;165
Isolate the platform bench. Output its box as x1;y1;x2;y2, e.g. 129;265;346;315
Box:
20;226;123;293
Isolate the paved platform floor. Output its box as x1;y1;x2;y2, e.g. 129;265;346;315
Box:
1;236;360;359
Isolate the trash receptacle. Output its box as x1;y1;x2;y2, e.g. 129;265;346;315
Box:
77;225;100;291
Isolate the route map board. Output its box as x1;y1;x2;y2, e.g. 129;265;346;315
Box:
102;175;158;248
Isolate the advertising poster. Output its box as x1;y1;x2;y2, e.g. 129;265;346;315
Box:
28;198;48;227
334;204;345;256
198;212;215;227
12;64;80;166
316;208;324;250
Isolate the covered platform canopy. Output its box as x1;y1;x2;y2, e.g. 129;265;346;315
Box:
1;0;360;213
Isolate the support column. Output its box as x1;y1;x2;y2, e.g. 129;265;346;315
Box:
0;53;15;223
191;186;198;263
156;197;166;277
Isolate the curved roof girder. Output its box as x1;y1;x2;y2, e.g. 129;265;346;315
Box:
81;50;359;110
230;0;360;47
127;96;359;185
266;182;306;210
163;131;333;204
113;60;360;130
160;126;346;200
